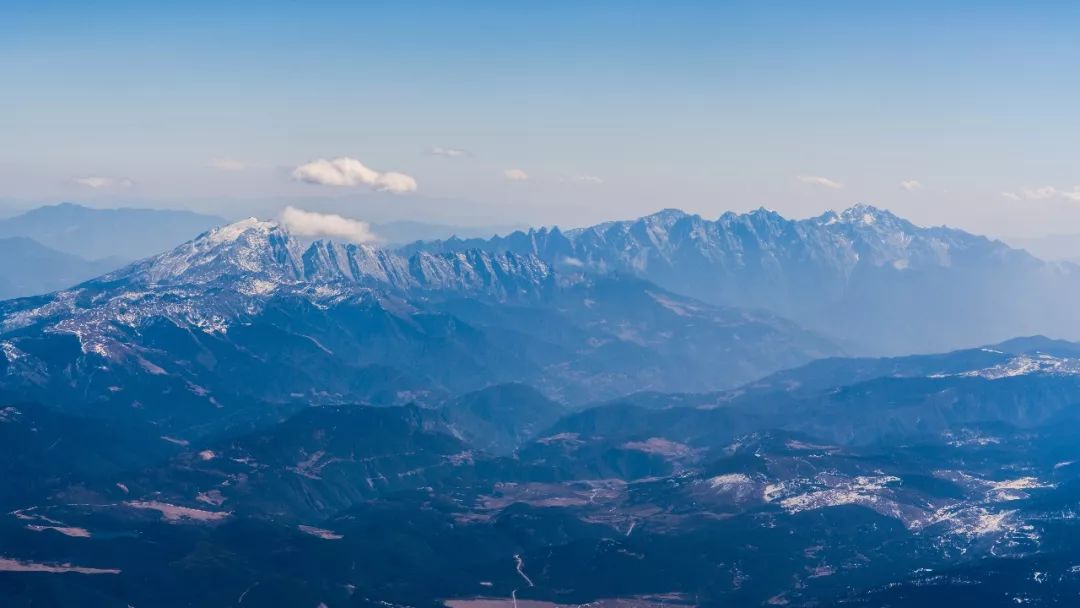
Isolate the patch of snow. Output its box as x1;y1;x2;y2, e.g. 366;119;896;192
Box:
25;525;92;538
0;342;25;361
535;432;583;446
125;500;230;522
927;506;1018;538
0;557;119;575
622;437;695;458
778;475;901;514
708;473;752;488
196;490;226;507
953;354;1080;380
298;525;343;540
784;439;836;452
647;291;699;317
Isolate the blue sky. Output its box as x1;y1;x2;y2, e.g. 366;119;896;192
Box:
4;1;1080;235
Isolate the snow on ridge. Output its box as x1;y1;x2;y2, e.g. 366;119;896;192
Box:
298;524;344;540
125;500;231;523
622;437;695;458
708;473;753;488
0;557;119;575
25;524;92;538
776;474;901;514
203;217;277;246
946;354;1080;380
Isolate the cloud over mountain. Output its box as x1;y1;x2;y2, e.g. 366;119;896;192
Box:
279;206;377;243
292;157;417;193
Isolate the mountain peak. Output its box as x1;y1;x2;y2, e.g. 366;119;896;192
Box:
202;217;279;245
116;217;299;287
103;214;554;302
638;208;692;231
838;203;900;226
643;208;690;222
746;206;784;220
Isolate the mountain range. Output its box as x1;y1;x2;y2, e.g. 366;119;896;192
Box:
0;202;224;261
406;204;1080;355
6;331;1080;606
6;201;1076;358
0;237;118;300
0;203;224;300
0;216;834;436
5;203;1080;606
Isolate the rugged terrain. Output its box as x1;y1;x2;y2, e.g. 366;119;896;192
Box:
406;204;1080;354
3;207;1080;607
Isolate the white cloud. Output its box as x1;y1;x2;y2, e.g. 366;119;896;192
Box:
1019;186;1058;200
569;175;604;184
900;180;922;191
503;169;529;181
292;157;418;193
373;172;418;193
208;159;249;171
1001;186;1080;202
428;147;469;158
74;176;133;189
796;174;844;189
279;206;378;244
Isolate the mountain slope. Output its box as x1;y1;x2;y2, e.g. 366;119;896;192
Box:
0;398;178;510
0;217;835;435
13;346;1080;607
556;335;1080;450
436;383;568;455
404;204;1080;354
0;237;120;299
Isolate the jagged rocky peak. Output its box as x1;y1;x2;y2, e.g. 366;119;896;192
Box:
99;215;555;301
201;217;279;244
642;208;692;225
838;202;905;226
714;206;788;230
746;206;783;219
117;217;304;287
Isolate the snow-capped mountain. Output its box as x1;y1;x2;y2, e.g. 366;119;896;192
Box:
0;217;835;434
111;217;553;298
404;204;1080;354
8;215;1080;608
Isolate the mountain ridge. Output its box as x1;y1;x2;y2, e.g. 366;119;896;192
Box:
0;202;225;261
400;203;1080;354
0;215;835;432
0;236;120;299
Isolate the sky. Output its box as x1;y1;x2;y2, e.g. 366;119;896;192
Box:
4;1;1080;237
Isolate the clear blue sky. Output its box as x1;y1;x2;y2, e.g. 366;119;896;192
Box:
4;1;1080;235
